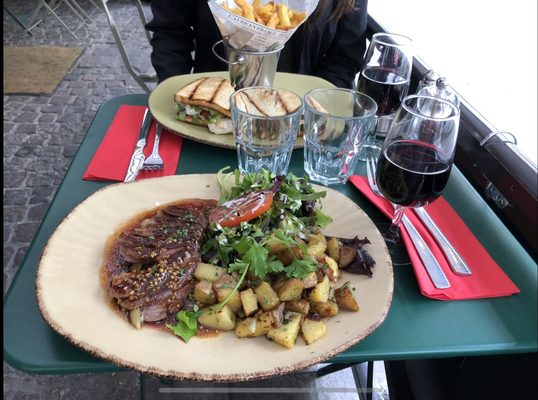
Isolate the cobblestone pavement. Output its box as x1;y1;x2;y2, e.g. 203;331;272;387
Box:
4;1;154;398
3;2;384;399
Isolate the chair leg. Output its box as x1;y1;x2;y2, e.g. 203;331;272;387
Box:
134;0;153;43
61;0;91;24
101;0;153;93
65;0;94;23
39;0;80;38
3;6;33;36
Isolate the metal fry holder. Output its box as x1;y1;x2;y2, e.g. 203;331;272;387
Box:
212;39;283;89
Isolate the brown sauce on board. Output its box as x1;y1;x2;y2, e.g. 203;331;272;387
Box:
99;198;217;339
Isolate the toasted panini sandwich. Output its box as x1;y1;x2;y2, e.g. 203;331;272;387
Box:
174;77;235;134
233;88;302;116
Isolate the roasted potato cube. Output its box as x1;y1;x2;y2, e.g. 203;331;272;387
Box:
270;302;285;327
240;288;258;316
308;230;326;244
324;255;339;282
310;301;339;317
129;308;143;329
276;278;304;301
285;299;310;315
235;312;274;338
302;271;318;289
254;282;280;311
254;311;275;336
216;287;242;313
271;274;288;293
338;246;356;269
235;318;257;338
307;242;327;261
194;280;217;305
265;239;294;265
301;318;327;345
212;272;237;290
266;312;302;349
198;305;236;331
194;263;226;282
309;275;331;303
327;237;341;262
334;282;360;311
307;232;327;260
266;237;303;266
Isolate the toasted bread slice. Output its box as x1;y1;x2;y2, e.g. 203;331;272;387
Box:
233;88;301;117
306;97;329;114
174;77;234;118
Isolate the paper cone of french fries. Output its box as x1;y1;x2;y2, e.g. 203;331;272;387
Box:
209;0;320;52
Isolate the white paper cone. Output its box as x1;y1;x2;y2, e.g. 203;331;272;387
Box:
208;0;319;52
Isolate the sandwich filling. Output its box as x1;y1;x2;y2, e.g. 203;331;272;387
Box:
174;77;235;135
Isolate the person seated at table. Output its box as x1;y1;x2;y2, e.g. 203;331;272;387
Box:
145;0;368;89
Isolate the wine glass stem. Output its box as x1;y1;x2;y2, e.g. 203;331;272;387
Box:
387;205;406;240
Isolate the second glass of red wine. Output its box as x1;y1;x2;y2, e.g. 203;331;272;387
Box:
355;33;413;160
375;94;460;247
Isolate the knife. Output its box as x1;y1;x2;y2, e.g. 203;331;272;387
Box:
124;108;152;182
402;215;451;289
414;207;472;276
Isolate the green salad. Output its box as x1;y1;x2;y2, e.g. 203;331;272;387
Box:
166;168;370;346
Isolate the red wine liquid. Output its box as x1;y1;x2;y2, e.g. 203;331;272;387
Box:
376;140;451;207
356;67;409;115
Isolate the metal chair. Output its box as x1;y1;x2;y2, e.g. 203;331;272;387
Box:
101;0;157;94
4;0;98;39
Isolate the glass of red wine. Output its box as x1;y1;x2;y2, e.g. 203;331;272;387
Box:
355;33;413;160
375;94;460;246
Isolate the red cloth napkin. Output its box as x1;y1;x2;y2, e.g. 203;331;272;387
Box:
83;105;183;181
349;175;520;301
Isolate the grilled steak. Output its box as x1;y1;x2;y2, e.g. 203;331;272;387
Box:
102;199;216;323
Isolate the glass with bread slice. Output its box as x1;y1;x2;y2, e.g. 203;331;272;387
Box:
303;88;378;185
230;86;303;175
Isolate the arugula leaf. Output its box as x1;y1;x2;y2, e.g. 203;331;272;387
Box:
166;310;201;342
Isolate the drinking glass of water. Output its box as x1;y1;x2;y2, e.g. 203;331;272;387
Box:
230;87;303;175
303;88;377;185
355;33;413;160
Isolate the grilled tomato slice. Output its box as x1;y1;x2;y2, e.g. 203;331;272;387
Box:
209;190;274;227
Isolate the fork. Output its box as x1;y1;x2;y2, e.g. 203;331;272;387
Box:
142;122;164;170
365;156;451;289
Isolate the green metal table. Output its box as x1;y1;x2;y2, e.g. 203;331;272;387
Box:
4;94;537;375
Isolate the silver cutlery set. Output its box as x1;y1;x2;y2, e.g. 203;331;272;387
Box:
124;108;164;182
365;156;472;289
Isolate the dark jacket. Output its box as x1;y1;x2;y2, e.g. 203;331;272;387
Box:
146;0;368;88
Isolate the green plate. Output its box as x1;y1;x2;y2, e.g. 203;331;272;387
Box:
148;71;336;149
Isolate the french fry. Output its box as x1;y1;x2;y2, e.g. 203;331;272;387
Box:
221;0;304;31
277;4;291;28
257;4;274;14
291;11;306;26
266;12;280;29
222;3;243;16
234;0;255;21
